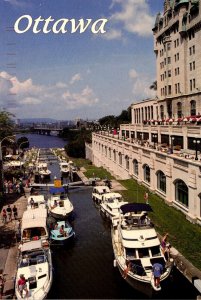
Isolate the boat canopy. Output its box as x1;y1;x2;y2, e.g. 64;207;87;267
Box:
120;203;153;214
21;240;42;252
49;187;65;194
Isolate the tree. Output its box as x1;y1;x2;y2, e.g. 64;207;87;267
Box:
17;136;29;149
0;110;15;140
149;80;157;91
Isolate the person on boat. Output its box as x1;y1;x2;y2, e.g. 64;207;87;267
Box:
59;225;66;237
152;262;163;288
54;223;58;229
161;233;169;254
144;192;149;204
122;260;132;279
17;274;28;298
30;197;35;208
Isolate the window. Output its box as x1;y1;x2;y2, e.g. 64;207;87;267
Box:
189;47;192;55
168;85;171;95
190;63;192;71
168;57;171;64
192;45;195;54
113;150;116;162
190;79;192;91
160;105;164;119
190;100;196;115
157;171;166;193
119;153;122;165
133;159;138;176
177;102;182;118
144;164;150;183
193;78;196;89
168;70;171;77
175;83;177;94
175;179;188;207
125;156;129;170
167;43;171;51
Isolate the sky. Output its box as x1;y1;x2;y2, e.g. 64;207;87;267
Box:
0;0;163;121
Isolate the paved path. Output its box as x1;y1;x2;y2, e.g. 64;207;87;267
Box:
0;193;28;298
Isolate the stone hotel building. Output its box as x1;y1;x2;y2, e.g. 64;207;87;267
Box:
86;0;201;224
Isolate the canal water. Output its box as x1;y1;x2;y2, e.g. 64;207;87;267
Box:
17;134;198;299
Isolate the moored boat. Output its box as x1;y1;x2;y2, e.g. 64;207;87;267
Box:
59;161;70;175
47;187;74;220
21;208;49;243
15;240;53;300
50;220;75;245
92;185;111;204
37;162;51;177
100;192;128;220
27;195;47;210
111;203;173;297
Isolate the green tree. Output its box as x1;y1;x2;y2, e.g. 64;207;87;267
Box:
149;80;157;91
0;110;15;140
17;136;29;149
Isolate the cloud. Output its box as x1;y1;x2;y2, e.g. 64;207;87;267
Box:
0;71;99;116
129;68;138;79
107;0;154;39
62;86;99;109
102;28;122;40
70;73;82;85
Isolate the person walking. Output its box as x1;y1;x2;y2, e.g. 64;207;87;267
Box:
12;205;18;220
2;209;7;224
6;205;12;222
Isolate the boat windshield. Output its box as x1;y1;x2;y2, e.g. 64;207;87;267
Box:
20;251;46;267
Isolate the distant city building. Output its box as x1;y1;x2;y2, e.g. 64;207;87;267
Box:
88;0;201;225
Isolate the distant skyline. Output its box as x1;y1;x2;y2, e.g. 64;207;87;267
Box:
0;0;162;120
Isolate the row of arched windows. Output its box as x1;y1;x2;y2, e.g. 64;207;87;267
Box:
95;142;189;208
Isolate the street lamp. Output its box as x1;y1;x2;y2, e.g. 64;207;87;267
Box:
0;135;16;194
153;134;157;148
171;136;175;153
193;139;200;160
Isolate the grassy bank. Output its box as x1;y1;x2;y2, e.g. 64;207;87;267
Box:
71;157;201;270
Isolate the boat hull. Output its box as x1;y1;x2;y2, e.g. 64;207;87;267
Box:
50;232;75;246
49;210;73;220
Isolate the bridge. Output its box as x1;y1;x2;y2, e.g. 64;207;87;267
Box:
32;126;63;135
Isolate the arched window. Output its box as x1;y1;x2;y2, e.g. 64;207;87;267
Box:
160;105;164;119
157;171;166;193
119;152;122;165
177;102;182;118
113;150;116;162
143;164;150;183
125;156;129;170
190;100;196;116
105;146;107;156
175;179;188;207
109;148;111;159
133;159;138;176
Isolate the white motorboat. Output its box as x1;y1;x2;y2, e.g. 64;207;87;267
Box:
111;203;173;297
21;208;49;243
37;162;51;177
92;185;111;204
50;220;75;245
27;195;47;210
47;187;74;220
15;240;53;300
100;192;128;220
59;161;70;175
